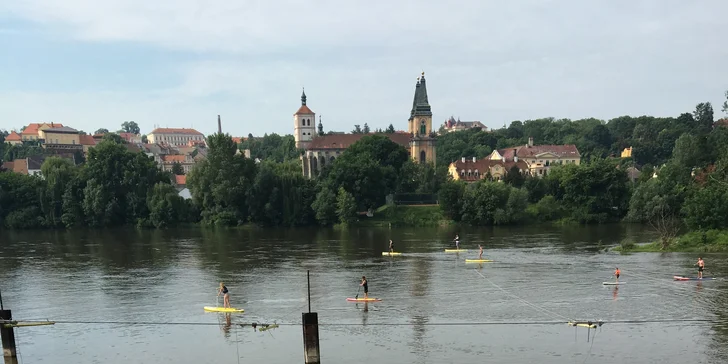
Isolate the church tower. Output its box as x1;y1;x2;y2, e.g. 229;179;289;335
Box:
408;72;436;165
294;88;316;149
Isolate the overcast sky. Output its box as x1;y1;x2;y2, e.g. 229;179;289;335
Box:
1;0;727;137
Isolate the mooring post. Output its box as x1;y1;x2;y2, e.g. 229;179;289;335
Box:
0;309;18;364
302;270;320;364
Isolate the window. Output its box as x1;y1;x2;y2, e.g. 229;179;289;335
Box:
475;169;479;178
467;170;472;177
460;169;465;178
419;150;426;163
301;120;305;126
420;120;426;135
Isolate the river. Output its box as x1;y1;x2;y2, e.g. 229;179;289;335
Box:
1;225;727;364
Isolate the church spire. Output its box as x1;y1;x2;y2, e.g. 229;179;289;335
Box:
410;72;432;119
301;88;307;105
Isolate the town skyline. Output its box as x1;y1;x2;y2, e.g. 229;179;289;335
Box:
2;1;727;137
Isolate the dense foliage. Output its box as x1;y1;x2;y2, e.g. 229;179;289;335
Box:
0;138;196;229
2;90;727;236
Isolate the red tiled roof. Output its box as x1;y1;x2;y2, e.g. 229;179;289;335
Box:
161;155;187;163
307;133;411;150
231;137;242;144
294;105;315;115
5;131;21;141
149;128;203;135
21;122;64;135
497;144;581;160
79;135;96;146
175;175;186;185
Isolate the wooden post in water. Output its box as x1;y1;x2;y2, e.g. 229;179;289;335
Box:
302;270;320;364
0;309;18;364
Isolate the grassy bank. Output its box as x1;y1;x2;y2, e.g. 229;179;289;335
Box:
614;230;728;253
354;204;452;227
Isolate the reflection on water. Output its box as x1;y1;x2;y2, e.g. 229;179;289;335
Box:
0;225;727;364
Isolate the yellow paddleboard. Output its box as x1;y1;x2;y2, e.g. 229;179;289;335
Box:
204;306;245;313
445;249;468;252
465;259;493;263
382;252;402;256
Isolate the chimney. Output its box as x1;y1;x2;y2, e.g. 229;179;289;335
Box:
461;157;466;163
472;156;476;162
528;136;534;147
217;115;222;134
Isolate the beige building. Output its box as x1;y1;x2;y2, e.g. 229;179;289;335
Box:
39;126;81;146
4;131;22;145
147;128;205;147
448;137;581;181
441;116;488;133
20;122;65;141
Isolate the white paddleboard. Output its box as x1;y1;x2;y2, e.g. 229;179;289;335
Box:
602;282;625;285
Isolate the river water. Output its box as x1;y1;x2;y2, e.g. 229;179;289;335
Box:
1;225;727;364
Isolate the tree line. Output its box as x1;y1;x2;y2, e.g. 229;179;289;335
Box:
1;91;727;239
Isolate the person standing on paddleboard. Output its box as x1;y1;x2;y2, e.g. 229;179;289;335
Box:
360;276;368;299
478;244;483;260
454;234;460;250
389;240;394;253
614;268;620;282
218;282;230;308
697;257;705;279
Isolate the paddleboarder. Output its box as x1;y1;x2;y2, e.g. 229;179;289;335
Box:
697;257;705;279
218;282;230;308
614;267;620;282
454;234;460;250
389;240;394;253
360;276;368;299
478;244;484;260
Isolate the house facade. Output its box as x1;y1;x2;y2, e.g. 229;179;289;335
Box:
147;128;205;147
441;117;488;133
448;137;581;181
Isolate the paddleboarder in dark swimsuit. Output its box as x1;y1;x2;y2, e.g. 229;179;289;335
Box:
360;276;368;299
389;240;394;253
218;282;230;308
697;258;704;279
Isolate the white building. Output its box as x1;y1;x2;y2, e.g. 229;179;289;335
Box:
147;128;205;147
293;89;316;149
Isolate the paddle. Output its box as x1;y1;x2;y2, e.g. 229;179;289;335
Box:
355;285;361;299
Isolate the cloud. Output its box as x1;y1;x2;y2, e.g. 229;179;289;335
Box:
1;0;727;138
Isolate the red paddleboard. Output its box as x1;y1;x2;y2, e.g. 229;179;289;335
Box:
673;276;715;281
346;297;382;302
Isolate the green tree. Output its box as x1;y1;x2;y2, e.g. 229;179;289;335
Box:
386;124;396;133
147;182;187;228
693;102;714;134
94;128;110;135
171;162;184;175
121;121;141;135
503;165;525;188
40;157;77;227
352;125;363;134
312;187;337;226
363;123;370;134
722;90;728;115
187;133;257;226
682;184;728;231
82;140;169;226
324;135;408;209
336;187;357;224
438;180;466;221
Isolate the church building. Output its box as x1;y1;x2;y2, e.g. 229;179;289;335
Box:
296;73;437;178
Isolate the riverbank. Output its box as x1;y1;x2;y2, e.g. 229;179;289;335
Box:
353;205;452;227
613;230;728;252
